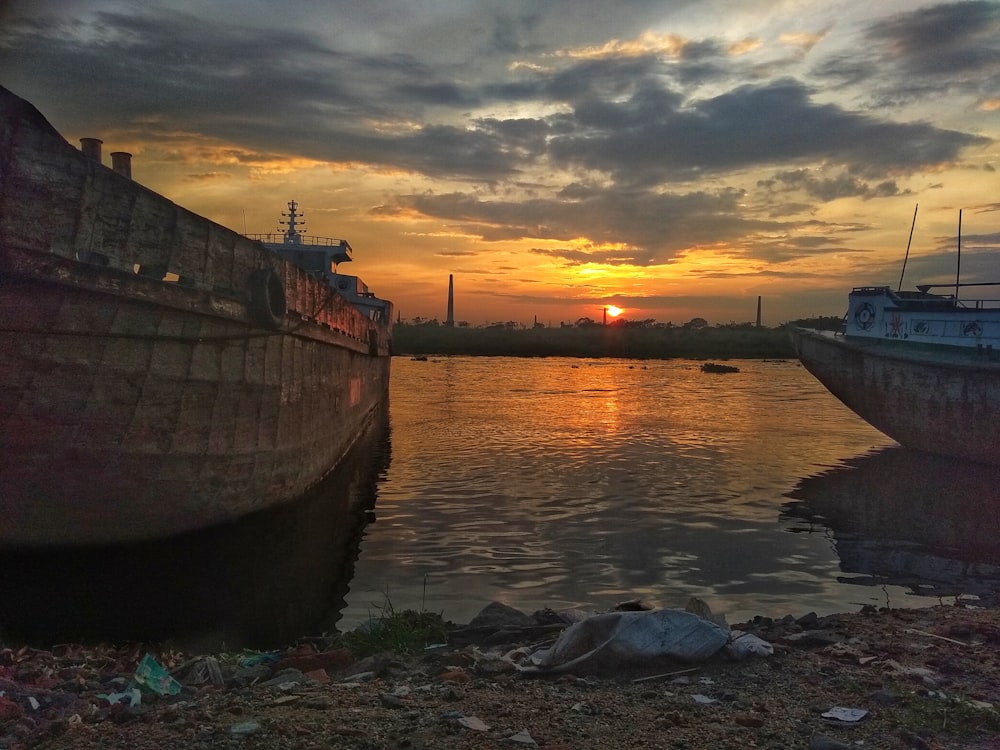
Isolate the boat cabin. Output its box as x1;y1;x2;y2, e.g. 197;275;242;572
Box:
845;285;1000;350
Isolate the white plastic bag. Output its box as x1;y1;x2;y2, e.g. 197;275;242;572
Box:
524;609;729;676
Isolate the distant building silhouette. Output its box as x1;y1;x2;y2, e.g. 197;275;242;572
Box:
756;295;762;328
445;274;455;327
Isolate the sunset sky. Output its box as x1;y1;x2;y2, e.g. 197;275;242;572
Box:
2;0;997;326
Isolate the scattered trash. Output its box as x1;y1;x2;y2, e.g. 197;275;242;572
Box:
821;707;868;723
27;696;40;710
631;666;699;684
238;651;281;668
726;630;774;659
133;653;181;696
458;715;490;731
508;728;537;745
905;628;969;646
229;720;261;736
692;694;719;705
180;655;225;686
97;689;141;707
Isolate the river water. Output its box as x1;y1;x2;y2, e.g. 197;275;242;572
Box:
4;355;999;649
339;356;1000;628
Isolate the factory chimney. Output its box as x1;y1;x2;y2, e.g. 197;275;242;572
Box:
756;296;762;328
445;274;455;327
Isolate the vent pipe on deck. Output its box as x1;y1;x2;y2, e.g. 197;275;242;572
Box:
111;151;133;179
80;138;103;162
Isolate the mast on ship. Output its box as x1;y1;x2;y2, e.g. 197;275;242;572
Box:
279;200;305;246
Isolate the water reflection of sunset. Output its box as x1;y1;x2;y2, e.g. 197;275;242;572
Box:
343;356;904;628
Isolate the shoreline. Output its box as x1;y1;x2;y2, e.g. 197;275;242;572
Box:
3;601;1000;749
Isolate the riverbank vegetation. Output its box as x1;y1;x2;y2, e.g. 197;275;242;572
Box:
391;316;843;359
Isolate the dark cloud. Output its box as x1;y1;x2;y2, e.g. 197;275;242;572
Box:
866;1;1000;77
0;0;994;300
548;78;988;186
759;169;908;201
1;3;990;191
815;1;1000;105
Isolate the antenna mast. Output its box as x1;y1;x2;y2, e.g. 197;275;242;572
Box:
279;200;305;245
954;209;962;303
897;203;918;291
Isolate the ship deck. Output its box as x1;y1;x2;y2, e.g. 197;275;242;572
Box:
798;328;1000;371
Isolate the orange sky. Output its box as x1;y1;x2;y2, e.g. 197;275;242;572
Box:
2;0;997;326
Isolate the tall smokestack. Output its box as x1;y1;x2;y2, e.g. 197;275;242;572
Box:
110;151;132;179
80;138;103;163
445;274;455;327
756;295;762;328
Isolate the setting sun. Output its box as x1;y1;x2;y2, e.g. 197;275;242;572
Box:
606;305;623;318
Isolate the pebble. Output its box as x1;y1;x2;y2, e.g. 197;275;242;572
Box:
379;693;405;709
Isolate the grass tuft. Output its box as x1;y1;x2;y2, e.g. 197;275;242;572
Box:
888;692;1000;738
341;598;450;657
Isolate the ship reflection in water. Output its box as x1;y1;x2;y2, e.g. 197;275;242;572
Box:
782;446;1000;606
0;409;389;651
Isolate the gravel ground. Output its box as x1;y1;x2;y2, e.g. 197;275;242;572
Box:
3;603;1000;749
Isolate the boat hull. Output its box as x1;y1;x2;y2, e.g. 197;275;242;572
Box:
790;327;1000;466
0;86;392;546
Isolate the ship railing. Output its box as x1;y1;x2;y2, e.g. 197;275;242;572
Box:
244;233;351;249
958;298;1000;310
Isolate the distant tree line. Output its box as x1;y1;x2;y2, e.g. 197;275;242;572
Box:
390;315;844;359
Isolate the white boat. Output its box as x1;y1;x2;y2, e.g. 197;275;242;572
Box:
790;215;1000;466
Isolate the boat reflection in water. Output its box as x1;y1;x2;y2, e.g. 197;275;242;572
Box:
0;407;389;651
782;446;1000;606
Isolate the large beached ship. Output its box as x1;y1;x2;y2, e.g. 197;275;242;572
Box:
0;85;393;546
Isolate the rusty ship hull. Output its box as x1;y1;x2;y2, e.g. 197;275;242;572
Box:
0;86;392;547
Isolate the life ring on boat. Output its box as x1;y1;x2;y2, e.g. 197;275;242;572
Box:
963;321;983;337
248;268;286;328
854;302;875;331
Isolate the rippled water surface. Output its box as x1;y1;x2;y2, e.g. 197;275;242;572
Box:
341;355;1000;627
6;354;998;648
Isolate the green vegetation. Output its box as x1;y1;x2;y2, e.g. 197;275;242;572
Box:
340;600;450;657
887;691;1000;738
391;317;842;359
